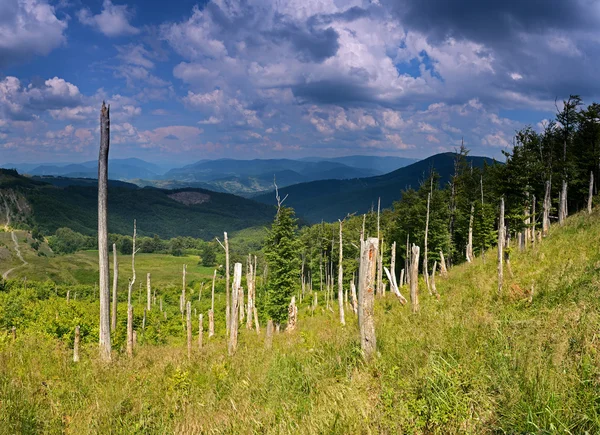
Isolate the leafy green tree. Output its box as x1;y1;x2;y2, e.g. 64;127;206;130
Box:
201;243;217;266
264;205;300;324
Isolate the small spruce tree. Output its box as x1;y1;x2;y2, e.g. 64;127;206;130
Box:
264;205;300;324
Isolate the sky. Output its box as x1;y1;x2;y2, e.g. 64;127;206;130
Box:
1;0;599;164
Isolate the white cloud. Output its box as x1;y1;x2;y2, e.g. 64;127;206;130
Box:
0;0;67;67
78;0;139;37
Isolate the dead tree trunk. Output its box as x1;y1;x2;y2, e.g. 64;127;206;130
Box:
338;220;345;325
146;273;151;312
410;244;420;313
287;296;298;332
466;203;474;263
559;180;568;225
430;261;439;299
542;180;551;237
209;269;216;337
439;251;448;278
424;192;431;294
228;262;242;356
497;198;505;294
198;313;203;350
246;256;254;330
350;280;358;314
531;195;536;245
265;319;274;349
181;264;187;314
126;219;138;358
543;180;551;236
588;171;594;214
358;237;378;359
384;266;407;304
73;325;80;363
111;243;118;332
98;102;111;362
186;301;192;359
216;232;231;337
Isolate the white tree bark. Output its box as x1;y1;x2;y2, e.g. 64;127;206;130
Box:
146;272;151;312
126;219;138;358
198;313;203;350
430;261;439;299
424;192;431;294
358;237;378;359
466;203;474;263
186;301;192;358
588;171;594;214
111;243;118;332
338;220;345;325
559;180;568;225
287;296;298;332
98;102;111;362
543;180;551;236
228;262;242;356
73;325;80;363
246;256;254;330
439;251;448;278
410;244;420;313
350;280;358;314
384;266;407;304
498;198;505;294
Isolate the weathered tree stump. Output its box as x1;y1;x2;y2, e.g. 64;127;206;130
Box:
358;237;378;359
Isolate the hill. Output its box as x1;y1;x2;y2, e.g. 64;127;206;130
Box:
0;169;274;239
1;199;600;432
300;155;417;173
254;152;496;222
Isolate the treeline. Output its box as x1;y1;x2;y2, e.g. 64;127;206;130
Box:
295;95;600;290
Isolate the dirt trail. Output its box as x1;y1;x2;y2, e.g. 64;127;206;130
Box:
1;193;27;279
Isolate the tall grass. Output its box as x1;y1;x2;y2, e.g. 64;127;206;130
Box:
2;211;600;433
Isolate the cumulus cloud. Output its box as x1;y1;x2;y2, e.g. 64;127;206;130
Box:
0;0;67;67
78;0;139;37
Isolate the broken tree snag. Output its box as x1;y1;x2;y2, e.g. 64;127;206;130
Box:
390;241;396;284
410;244;420;313
424;192;431;294
439;253;451;279
338;219;345;325
265;319;274;349
543;180;551;236
228;262;242;356
146;273;151;312
358;237;378;359
253;307;260;334
589;171;594;214
111;243;118;332
127;304;133;357
399;268;405;288
350;280;358;314
466;203;474;263
559;179;568;225
405;234;411;286
246;256;254;330
181;264;187;314
384;266;407;304
73;325;80;363
430;261;439;300
216;232;231;337
98;102;112;362
287;296;298;332
497;197;505;295
208;309;214;338
531;195;536;245
198;314;203;350
377;239;384;297
186;301;192;359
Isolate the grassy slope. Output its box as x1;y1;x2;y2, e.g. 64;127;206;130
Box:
2;210;600;433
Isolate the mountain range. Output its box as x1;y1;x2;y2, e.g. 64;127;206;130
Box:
254;153;497;222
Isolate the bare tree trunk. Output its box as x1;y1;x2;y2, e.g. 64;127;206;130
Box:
224;232;230;337
424;192;431;294
186;301;192;359
350;280;358;314
198;313;203;350
466;203;474;263
399;268;405;287
265;319;274;349
287;296;298;332
358;237;378;359
588;171;594;214
73;325;80;363
181;264;187;314
127;304;133;357
239;286;245;323
430;261;439;299
410;244;420;313
559;180;568;225
98;102;111;362
498;198;505;294
247;257;254;330
405;234;411;286
146;273;151;312
384;266;407;304
338;220;345;325
111;243;118;332
543;180;551;236
228;263;242;356
531;195;536;245
67;289;70;304
253;307;260;334
11;326;16;341
209;269;216;337
377;239;384;297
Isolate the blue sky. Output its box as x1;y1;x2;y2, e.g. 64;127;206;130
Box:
1;0;599;164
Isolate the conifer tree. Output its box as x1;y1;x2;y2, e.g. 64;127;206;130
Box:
264;205;300;324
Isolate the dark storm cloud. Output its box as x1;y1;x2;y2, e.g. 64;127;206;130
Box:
292;80;376;105
270;23;340;63
383;0;594;44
